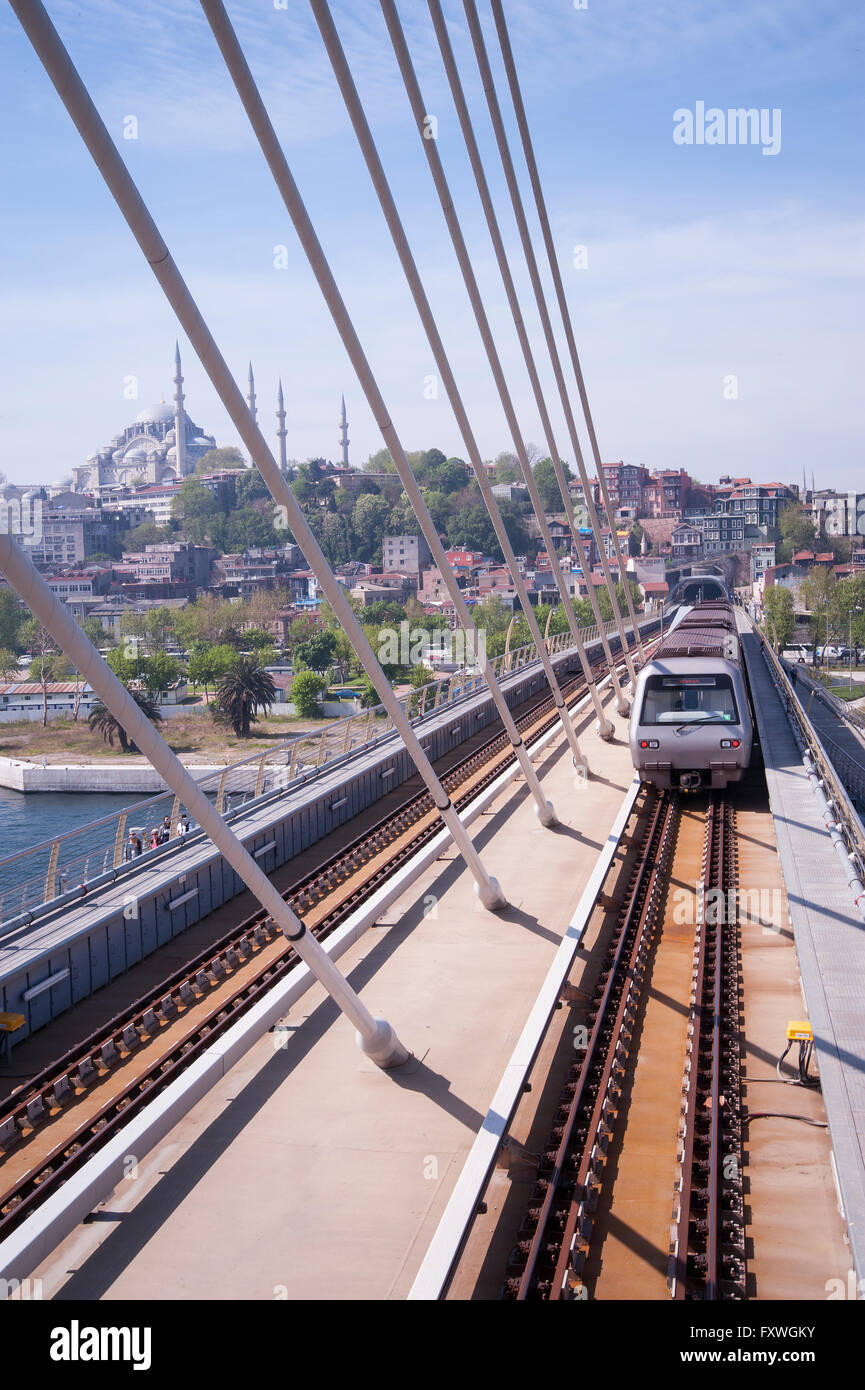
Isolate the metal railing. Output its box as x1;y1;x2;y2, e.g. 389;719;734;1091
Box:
0;616;635;927
751;617;865;863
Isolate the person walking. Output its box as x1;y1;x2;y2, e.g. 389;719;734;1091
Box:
177;814;190;836
160;814;172;843
124;830;138;863
150;828;160;851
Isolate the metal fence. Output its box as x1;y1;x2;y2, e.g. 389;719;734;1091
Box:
0;617;631;927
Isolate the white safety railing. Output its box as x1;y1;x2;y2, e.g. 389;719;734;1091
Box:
0;614;644;930
0;619;629;927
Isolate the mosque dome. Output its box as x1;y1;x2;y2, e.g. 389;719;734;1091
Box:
193;436;213;446
165;446;178;461
125;447;148;462
135;401;174;426
164;428;176;444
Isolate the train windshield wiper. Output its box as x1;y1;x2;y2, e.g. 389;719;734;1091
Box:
674;714;727;732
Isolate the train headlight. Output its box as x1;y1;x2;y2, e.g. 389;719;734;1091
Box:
639;739;660;749
720;739;741;749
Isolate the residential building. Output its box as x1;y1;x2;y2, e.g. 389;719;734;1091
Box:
671;522;704;562
382;534;432;575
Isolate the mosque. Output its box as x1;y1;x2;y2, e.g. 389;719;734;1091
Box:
71;345;217;493
68;347;346;494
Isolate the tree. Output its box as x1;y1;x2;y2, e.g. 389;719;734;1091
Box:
364;448;395;473
174;594;242;648
290;669;325;718
213;655;276;737
88;690;163;753
234;470;270;506
0;647;19;679
763;585;795;650
294;630;337;672
187;642;237;695
446;504;497;556
143;651;181;698
353;494;391;560
22;619;58;727
534;457;572;512
497;500;530;555
172;478;221;543
194;446;246;473
242;627;277;651
127;521;165;549
493;451;520;483
81;616;107;648
0;590;25;652
801;566;841;659
777;502;817;562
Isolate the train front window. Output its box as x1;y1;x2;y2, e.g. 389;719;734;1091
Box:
641;675;739;725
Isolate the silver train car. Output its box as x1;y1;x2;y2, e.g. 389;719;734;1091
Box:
629;600;753;791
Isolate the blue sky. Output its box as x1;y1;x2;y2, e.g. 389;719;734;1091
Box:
1;0;862;490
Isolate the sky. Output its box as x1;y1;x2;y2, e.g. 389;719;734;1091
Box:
0;0;862;491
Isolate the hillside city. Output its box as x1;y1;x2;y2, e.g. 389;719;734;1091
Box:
0;361;863;737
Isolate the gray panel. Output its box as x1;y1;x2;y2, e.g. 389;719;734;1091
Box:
88;927;109;992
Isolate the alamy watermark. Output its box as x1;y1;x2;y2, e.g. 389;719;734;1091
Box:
0;495;43;547
377;621;486;669
673;102;781;157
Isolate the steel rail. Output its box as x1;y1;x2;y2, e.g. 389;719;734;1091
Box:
670;797;745;1299
0;648;634;1238
510;790;678;1298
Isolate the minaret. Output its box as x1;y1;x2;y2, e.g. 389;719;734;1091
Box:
247;362;257;426
339;394;349;468
173;341;188;476
276;378;288;473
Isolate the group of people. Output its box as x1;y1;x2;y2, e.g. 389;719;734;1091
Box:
124;813;192;861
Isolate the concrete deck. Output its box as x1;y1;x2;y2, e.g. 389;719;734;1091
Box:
741;621;865;1283
26;685;638;1301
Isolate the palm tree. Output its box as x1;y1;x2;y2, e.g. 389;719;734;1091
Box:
214;656;276;737
88;690;163;753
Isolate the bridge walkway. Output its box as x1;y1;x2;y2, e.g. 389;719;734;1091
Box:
25;684;636;1299
742;622;865;1284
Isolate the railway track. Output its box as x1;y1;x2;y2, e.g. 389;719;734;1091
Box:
500;791;745;1301
0;642;638;1245
669;796;745;1299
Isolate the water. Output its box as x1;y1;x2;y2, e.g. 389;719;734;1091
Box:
0;787;143;862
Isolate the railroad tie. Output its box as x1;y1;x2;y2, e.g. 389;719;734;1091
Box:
51;1074;73;1107
100;1039;120;1067
25;1095;48;1127
158;994;178;1020
178;982;196;1007
224;948;240;969
0;1115;20;1149
140;1008;160;1035
76;1056;97;1086
209;959;226;982
237;937;252;958
122;1023;141;1051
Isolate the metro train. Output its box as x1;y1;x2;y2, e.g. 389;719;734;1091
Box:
629;598;753;791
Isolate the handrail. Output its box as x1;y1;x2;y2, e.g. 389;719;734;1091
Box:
748;614;865;865
0;613;653;926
